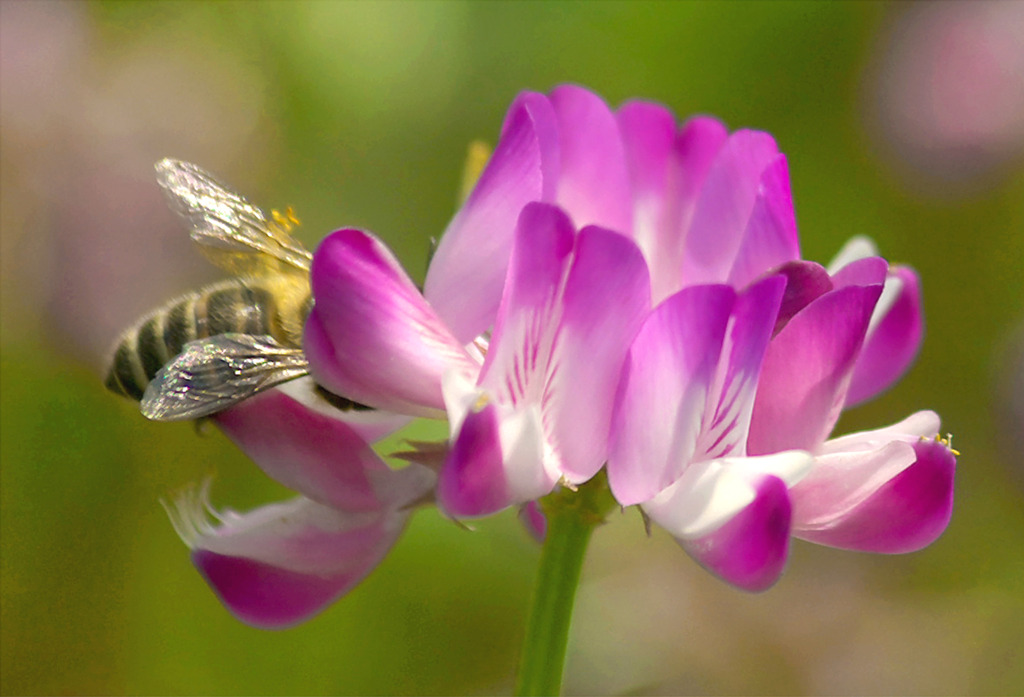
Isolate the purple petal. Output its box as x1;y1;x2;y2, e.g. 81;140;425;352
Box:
679;473;792;592
748;284;884;454
178;496;409;629
695;275;787;461
830;255;889;289
549;85;632;233
213;379;430;513
545;225;652;484
728;155;802;288
845;266;924;406
305;228;476;416
771;260;833;335
681;130;781;285
649;116;731;300
437;402;508;517
641;454;808;592
671;116;731;232
793;430;956;553
425;92;560;343
438;400;555;517
477;202;576;404
616;100;681;300
608;285;735;506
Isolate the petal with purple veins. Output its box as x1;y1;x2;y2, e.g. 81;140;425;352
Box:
545;225;652;484
608;285;734;505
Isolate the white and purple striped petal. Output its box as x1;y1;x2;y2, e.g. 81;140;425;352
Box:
544;224;651;483
609;285;735;505
696;274;787;461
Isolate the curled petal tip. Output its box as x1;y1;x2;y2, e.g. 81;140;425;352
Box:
681;474;793;592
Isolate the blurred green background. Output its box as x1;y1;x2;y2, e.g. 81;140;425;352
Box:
2;1;1023;694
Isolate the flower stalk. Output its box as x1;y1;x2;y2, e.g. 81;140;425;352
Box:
515;474;616;696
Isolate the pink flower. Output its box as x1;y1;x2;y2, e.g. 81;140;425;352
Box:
304;202;650;518
164;84;956;625
597;96;954;589
165;378;434;629
305;84;955;592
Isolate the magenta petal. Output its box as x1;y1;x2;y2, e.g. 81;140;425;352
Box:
728;155;802;288
616;100;680;298
680;474;792;592
305;228;474;416
478;202;576;401
672;116;730;228
830;255;889;289
425;92;560;343
547;225;652;483
748;284;883;454
437;402;510;518
794;437;956;553
193;550;354;630
608;285;734;505
771;261;833;335
846;266;924;406
184;497;409;629
213;382;431;512
549;85;632;233
681;130;781;285
696;275;786;461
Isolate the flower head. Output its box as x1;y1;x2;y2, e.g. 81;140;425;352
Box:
139;84;955;627
304;84;955;592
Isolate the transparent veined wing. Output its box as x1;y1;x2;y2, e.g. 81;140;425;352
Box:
141;334;310;421
155;159;312;276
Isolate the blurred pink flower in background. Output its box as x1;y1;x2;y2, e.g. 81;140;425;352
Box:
864;0;1024;195
0;0;271;365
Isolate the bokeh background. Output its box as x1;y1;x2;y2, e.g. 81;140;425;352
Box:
2;1;1023;694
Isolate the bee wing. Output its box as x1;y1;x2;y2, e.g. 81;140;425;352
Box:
141;334;310;421
155;159;312;275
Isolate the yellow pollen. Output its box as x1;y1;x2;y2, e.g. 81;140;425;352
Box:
473;393;490;410
271;207;301;231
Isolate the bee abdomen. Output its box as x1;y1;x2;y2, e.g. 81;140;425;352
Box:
104;281;299;402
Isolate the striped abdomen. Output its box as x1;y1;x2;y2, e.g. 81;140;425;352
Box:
105;279;311;401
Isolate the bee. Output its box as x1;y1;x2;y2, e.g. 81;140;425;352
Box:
105;159;328;421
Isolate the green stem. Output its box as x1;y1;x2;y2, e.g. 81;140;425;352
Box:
514;475;615;696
